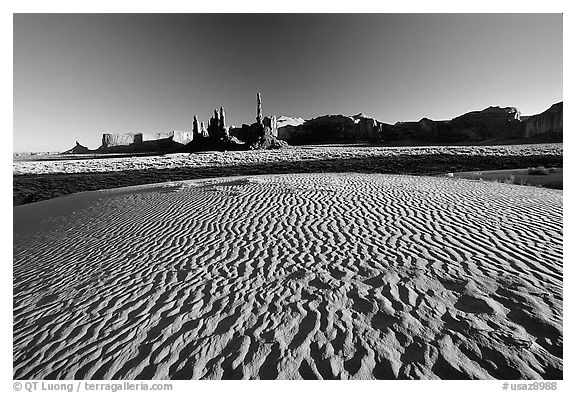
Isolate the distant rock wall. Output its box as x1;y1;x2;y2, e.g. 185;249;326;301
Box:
276;105;544;145
75;99;563;154
100;131;194;149
450;106;524;140
276;116;305;128
524;102;563;138
277;114;387;144
141;132;172;142
168;131;194;145
101;133;140;148
354;114;387;141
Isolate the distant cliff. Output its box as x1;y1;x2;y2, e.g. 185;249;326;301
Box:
277;104;561;144
386;106;524;142
96;130;194;153
277;113;389;144
524;102;563;138
449;106;523;140
61;100;562;154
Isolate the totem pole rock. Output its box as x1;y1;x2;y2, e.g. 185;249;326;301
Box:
213;109;220;133
193;115;200;139
220;107;229;138
208;109;218;138
257;93;263;126
219;107;226;129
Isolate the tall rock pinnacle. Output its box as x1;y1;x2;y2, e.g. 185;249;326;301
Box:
219;107;226;129
257;93;263;125
192;115;200;139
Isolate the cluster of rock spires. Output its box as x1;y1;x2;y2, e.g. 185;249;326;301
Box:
61;99;562;154
186;93;288;152
187;107;230;150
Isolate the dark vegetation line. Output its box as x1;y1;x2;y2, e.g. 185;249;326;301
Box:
13;154;563;206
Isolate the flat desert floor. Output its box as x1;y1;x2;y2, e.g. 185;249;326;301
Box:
13;143;563;175
13;173;562;379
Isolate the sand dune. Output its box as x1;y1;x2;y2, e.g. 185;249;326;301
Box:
13;173;562;379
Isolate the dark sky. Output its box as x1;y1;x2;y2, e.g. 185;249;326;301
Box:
14;14;562;151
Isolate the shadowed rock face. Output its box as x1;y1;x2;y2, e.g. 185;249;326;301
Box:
276;104;561;145
392;106;524;142
524;102;563;138
207;108;229;140
452;106;520;124
449;106;524;140
61;141;91;154
193;116;201;140
278;114;388;144
228;118;286;150
388;107;525;142
248;123;288;150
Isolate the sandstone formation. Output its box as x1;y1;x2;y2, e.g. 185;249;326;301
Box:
524;102;563;138
353;113;389;140
201;122;208;138
101;133;140;148
225;94;287;150
61;141;91;154
61;99;563;154
100;131;194;148
219;107;226;131
186;94;287;151
275;104;562;145
263;115;278;138
257;93;263;125
449;106;523;140
192;116;201;139
206;108;229;141
386;107;524;143
276;116;305;128
386;107;525;143
277;114;388;144
98;131;194;153
248;117;287;150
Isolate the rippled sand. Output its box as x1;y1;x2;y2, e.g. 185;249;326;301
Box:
13;173;563;379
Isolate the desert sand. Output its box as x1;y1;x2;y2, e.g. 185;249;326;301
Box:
13;143;563;175
13;173;562;379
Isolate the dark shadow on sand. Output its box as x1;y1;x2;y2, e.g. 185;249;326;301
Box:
13;153;562;206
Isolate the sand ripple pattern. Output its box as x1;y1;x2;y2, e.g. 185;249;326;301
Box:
13;174;562;379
